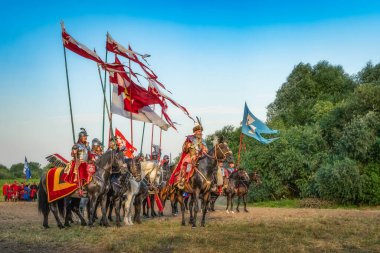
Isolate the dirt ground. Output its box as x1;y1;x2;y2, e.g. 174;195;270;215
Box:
0;201;379;253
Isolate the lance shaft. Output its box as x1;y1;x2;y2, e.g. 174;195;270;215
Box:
63;45;75;144
97;64;114;139
102;49;108;145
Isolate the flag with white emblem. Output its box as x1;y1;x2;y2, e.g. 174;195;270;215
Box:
241;103;279;144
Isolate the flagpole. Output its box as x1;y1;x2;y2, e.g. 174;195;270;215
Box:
237;132;244;168
97;64;114;138
63;45;75;144
102;48;108;146
150;106;155;158
140;122;146;155
159;113;163;160
128;58;134;147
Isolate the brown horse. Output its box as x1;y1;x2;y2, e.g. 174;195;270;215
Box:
175;137;234;228
235;171;261;212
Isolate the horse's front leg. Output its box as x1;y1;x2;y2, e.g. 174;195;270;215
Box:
115;198;122;227
192;189;200;228
201;192;209;227
243;194;249;212
230;194;234;213
188;195;194;225
177;193;186;226
151;195;157;217
71;199;87;226
100;195;110;227
226;193;230;213
236;195;241;213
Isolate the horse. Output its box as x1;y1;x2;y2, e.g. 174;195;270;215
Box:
140;159;162;218
175;136;234;228
105;158;139;227
235;171;261;213
38;148;126;228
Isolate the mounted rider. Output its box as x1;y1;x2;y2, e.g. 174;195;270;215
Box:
91;138;103;161
63;128;95;196
169;122;208;188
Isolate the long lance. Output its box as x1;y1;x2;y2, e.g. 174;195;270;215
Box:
237;132;244;168
97;64;114;139
101;49;108;145
140;122;146;155
150;106;155;158
63;44;75;144
159;113;163;160
128;58;134;148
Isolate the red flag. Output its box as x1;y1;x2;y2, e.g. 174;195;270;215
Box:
109;56;165;113
106;33;171;92
115;128;137;158
61;23;124;72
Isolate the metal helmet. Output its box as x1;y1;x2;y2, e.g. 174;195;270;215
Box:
163;155;169;160
91;138;102;148
78;128;88;140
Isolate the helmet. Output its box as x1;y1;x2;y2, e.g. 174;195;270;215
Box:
163;155;169;160
92;138;102;148
78;128;88;139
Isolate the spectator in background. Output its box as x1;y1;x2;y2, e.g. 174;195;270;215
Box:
6;183;12;201
30;182;38;201
11;181;19;201
18;183;24;201
23;184;30;201
2;182;9;201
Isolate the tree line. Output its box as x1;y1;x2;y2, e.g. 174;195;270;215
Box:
0;163;51;179
206;61;380;205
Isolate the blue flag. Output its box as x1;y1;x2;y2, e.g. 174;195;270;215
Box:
241;103;279;144
23;157;31;180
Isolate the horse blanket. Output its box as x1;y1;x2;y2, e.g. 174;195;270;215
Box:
46;167;77;203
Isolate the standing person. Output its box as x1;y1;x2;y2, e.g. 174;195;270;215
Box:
2;182;9;201
23;185;30;201
11;181;19;202
30;183;37;201
6;183;13;202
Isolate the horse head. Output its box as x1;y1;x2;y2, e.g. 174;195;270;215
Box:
213;136;234;163
112;147;128;172
249;171;261;185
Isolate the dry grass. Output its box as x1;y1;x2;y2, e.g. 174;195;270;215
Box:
0;202;379;253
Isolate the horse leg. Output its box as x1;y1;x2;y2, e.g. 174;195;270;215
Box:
71;198;87;226
88;194;98;227
142;198;148;218
100;196;110;227
188;195;194;225
115;199;122;227
243;194;249;212
178;194;186;226
133;196;142;224
201;192;209;227
124;193;134;225
192;189;200;228
236;195;241;213
226;194;230;213
64;198;72;227
50;202;64;229
230;194;234;213
108;199;114;222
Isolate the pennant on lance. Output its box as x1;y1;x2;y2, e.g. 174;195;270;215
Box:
241;103;279;144
115;128;137;158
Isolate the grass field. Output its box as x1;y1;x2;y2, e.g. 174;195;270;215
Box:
0;202;379;253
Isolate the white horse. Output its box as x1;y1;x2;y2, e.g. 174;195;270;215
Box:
123;158;161;225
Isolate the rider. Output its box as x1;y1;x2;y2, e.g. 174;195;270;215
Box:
169;122;208;187
91;138;103;161
63;128;92;196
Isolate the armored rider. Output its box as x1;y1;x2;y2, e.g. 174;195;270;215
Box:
63;128;92;196
169;122;208;187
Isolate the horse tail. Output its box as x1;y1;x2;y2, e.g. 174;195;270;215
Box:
38;176;49;216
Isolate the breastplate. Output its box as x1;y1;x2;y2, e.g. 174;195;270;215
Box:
77;143;88;162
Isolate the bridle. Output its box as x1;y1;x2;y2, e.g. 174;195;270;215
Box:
203;142;232;162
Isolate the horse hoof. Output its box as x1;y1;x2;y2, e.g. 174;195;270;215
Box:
58;224;65;229
64;223;71;227
226;210;230;214
236;209;240;213
181;222;186;226
116;223;121;228
108;217;113;222
244;209;249;213
81;222;87;226
191;225;197;229
43;225;49;229
231;211;235;214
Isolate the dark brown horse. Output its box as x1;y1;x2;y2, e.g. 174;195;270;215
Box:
209;169;261;213
38;149;126;228
176;137;234;228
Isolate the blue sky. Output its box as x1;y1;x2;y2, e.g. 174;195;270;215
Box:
1;1;380;167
